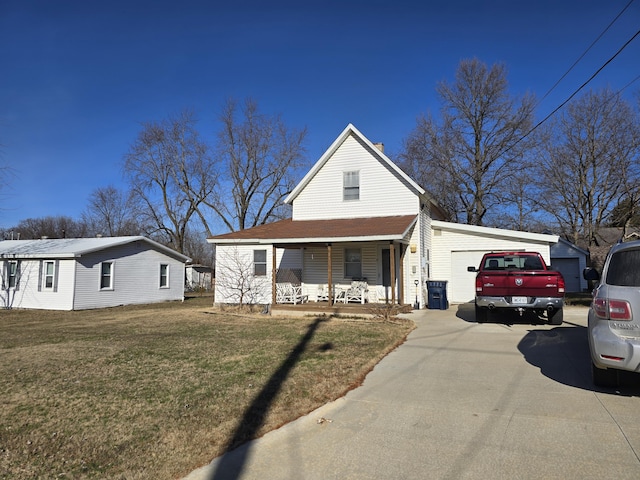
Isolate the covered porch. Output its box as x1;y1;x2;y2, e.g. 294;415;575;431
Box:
271;239;409;307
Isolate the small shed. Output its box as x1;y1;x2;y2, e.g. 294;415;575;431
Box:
549;237;589;293
0;236;190;310
185;264;213;291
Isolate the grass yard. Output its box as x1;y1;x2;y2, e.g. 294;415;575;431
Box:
0;297;414;479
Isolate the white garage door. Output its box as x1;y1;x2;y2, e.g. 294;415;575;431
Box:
551;257;581;292
450;251;488;303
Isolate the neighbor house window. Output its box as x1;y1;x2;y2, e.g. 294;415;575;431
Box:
159;264;169;288
100;261;113;289
254;250;267;276
43;261;55;289
343;171;360;201
344;248;362;279
8;261;19;288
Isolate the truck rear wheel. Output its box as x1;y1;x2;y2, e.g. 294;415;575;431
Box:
549;307;563;325
475;304;488;323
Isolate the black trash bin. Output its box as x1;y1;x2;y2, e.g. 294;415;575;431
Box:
427;280;449;310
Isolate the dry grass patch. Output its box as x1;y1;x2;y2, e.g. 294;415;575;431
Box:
0;297;414;479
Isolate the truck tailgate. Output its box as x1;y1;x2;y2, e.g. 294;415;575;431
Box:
479;271;562;297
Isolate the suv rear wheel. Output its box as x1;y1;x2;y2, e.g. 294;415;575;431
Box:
592;362;619;387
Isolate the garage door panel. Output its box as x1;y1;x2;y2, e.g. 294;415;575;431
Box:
450;251;487;303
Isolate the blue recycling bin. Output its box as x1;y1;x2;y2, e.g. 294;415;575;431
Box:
427;281;449;310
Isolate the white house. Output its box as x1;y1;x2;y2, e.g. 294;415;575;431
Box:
0;236;190;310
208;124;559;308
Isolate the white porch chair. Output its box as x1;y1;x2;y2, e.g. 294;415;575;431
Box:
276;282;308;304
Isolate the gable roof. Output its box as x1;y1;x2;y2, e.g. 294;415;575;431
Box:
208;215;418;245
431;220;559;244
285;123;432;205
0;236;191;262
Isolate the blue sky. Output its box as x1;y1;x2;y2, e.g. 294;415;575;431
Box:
1;0;639;231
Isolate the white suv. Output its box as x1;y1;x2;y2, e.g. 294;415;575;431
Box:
585;240;640;387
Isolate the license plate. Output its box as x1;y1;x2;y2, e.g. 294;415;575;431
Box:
512;296;528;304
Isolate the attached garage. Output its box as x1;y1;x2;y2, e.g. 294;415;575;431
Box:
430;221;559;304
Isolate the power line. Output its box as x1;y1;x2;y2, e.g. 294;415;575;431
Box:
511;28;640;151
538;0;636;106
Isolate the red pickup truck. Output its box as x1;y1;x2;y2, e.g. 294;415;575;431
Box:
467;252;565;324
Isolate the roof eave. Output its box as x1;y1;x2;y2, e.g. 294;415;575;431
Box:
209;234;410;246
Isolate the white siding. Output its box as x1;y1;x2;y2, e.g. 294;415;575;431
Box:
432;226;553;303
73;242;185;310
292;134;420;220
2;259;75;310
214;244;273;305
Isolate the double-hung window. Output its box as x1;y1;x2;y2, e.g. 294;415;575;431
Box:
43;261;55;289
254;250;267;276
100;261;114;289
343;171;360;201
160;264;169;288
344;248;362;279
8;261;19;288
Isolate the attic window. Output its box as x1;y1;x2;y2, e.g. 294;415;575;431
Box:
343;171;359;201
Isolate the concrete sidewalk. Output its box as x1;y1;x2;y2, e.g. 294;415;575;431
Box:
184;305;640;480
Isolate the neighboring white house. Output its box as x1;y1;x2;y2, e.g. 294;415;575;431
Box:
0;236;190;310
208;123;559;308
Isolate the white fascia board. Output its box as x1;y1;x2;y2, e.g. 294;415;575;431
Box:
0;253;78;259
431;220;559;244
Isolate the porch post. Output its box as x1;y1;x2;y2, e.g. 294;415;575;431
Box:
271;245;277;306
398;244;405;305
390;241;396;304
327;243;333;306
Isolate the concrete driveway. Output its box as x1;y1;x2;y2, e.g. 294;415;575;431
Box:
184;305;640;480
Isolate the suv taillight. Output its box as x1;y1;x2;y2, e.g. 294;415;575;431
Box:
593;298;632;321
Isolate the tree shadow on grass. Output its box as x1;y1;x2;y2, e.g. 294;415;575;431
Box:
208;317;326;480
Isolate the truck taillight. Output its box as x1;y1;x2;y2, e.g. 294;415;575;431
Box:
593;298;632;321
475;277;483;293
557;275;565;294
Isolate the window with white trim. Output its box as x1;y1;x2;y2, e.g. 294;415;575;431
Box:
254;250;267;276
2;260;20;289
8;261;19;288
160;264;169;288
43;261;55;289
100;261;114;289
344;248;362;279
343;171;360;201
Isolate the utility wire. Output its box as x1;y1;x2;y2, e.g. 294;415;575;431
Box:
538;0;636;106
511;28;640;151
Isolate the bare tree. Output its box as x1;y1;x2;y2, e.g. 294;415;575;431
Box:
82;185;143;237
204;98;307;231
214;246;269;306
12;215;88;239
534;88;640;246
123;109;217;254
401;58;536;225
